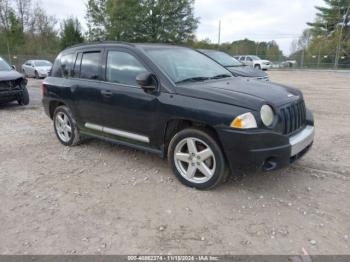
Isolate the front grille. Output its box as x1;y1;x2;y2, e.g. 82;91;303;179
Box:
280;100;306;135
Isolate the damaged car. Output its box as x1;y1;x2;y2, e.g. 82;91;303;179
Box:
0;57;29;106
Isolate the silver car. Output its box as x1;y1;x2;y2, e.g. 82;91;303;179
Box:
22;60;52;78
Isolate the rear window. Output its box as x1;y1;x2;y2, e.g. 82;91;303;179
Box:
80;52;101;80
51;53;75;77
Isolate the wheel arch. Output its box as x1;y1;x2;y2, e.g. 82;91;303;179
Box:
162;118;223;158
49;100;66;119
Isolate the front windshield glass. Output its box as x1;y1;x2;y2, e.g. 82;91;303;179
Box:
250;56;261;60
144;47;231;84
204;51;243;67
0;57;12;71
34;60;52;67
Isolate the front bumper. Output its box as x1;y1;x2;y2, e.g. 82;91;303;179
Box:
217;124;314;173
0;89;24;103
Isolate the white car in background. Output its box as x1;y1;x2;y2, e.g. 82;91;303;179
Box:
235;55;272;70
22;60;52;79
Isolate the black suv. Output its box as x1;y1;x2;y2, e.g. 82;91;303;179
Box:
43;42;314;189
197;49;269;81
0;57;29;106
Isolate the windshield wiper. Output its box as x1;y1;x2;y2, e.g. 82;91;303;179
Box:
210;74;232;79
175;77;210;84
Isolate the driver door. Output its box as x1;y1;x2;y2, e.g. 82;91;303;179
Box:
95;48;160;146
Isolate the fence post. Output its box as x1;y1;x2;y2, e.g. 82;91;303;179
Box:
301;49;305;69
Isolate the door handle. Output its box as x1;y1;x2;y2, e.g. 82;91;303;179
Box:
101;90;113;97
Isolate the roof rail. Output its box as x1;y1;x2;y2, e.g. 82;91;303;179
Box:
65;41;134;50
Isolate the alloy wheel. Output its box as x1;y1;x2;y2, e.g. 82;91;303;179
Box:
55;112;72;143
174;137;216;184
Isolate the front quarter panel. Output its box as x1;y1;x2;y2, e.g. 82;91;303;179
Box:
155;93;256;145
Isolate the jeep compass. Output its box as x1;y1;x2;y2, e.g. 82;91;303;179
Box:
42;42;314;189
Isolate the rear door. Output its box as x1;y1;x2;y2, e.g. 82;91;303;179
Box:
71;50;107;127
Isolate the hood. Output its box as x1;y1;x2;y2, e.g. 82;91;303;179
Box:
176;78;302;111
0;70;24;81
226;66;267;78
260;60;271;63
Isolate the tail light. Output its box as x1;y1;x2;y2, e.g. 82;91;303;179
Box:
41;83;48;96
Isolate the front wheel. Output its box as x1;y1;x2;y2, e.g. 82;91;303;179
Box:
53;105;81;146
17;86;30;105
168;128;227;189
254;64;261;70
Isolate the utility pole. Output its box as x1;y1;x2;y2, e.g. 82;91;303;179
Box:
334;4;350;69
217;20;221;50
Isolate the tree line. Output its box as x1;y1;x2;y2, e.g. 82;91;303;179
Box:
0;0;84;62
290;0;350;67
0;0;285;62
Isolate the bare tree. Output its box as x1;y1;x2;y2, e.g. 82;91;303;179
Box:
14;0;32;31
0;0;12;31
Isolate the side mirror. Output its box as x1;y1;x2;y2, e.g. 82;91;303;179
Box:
11;65;16;70
136;72;157;92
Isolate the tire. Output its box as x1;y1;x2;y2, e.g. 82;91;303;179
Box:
53;105;81;146
168;128;227;190
17;86;30;105
35;71;39;79
254;64;261;70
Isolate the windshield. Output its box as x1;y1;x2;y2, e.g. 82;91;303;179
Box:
34;60;52;67
0;57;12;71
144;47;231;84
250;56;261;60
203;50;243;67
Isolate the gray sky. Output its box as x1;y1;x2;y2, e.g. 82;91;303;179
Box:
40;0;325;55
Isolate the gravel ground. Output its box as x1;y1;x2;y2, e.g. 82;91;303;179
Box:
0;71;349;255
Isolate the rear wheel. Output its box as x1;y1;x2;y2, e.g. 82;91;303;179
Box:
53;105;81;146
168;128;227;189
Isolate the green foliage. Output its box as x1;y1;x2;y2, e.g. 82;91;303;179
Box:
60;18;84;49
86;0;199;43
306;0;350;57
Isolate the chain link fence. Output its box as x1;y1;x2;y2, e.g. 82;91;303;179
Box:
234;53;350;70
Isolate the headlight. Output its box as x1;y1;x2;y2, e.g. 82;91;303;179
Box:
260;105;274;126
230;112;257;129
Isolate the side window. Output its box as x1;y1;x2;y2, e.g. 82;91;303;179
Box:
240;57;245;61
80;52;101;80
106;51;147;86
246;57;253;62
72;53;82;78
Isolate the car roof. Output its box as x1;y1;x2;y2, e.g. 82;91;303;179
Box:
61;41;191;54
